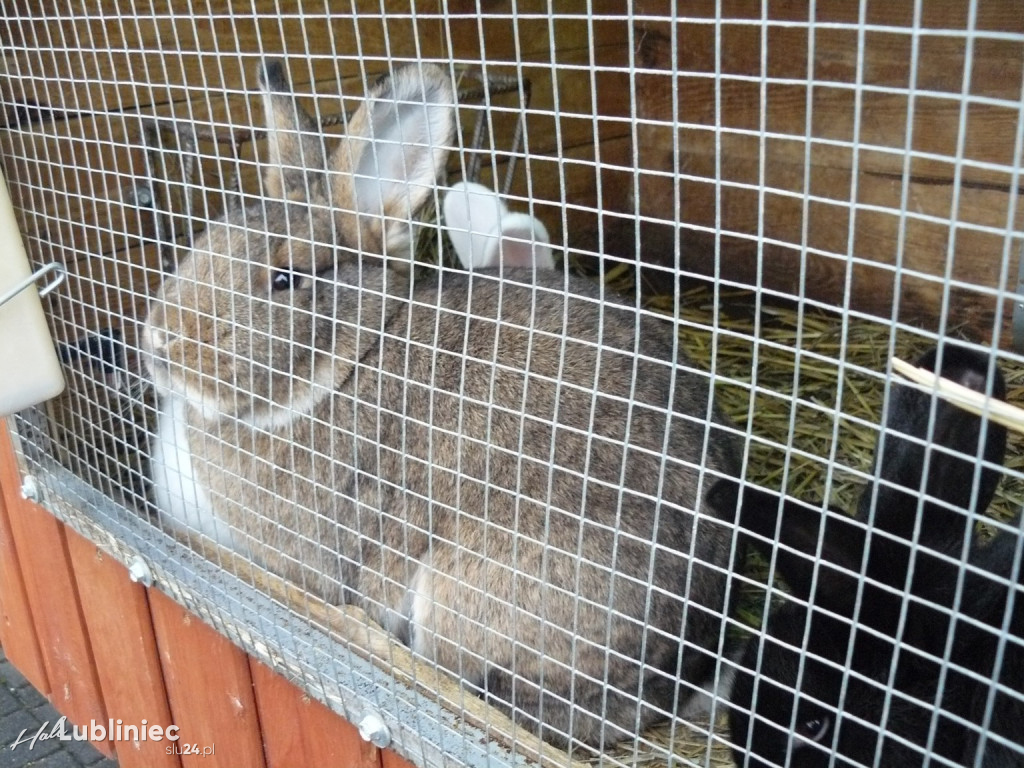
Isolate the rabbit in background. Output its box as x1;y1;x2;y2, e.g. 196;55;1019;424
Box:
709;344;1023;767
443;180;555;271
142;60;744;750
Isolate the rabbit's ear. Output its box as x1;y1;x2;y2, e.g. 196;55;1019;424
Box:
257;60;324;202
443;182;555;271
858;344;1007;562
492;213;554;270
443;181;506;269
331;64;455;262
707;479;865;609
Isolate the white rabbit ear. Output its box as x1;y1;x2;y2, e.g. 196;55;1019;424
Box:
443;181;507;269
334;64;455;261
258;60;324;202
491;212;554;270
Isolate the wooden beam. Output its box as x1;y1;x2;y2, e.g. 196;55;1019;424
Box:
0;427;112;755
66;532;182;768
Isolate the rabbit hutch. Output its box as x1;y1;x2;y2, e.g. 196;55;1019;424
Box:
1;2;1022;767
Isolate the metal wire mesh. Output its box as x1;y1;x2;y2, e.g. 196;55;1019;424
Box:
1;3;1023;767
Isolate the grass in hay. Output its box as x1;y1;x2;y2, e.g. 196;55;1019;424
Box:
660;283;1024;523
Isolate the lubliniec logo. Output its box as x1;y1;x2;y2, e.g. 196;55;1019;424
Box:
9;717;213;756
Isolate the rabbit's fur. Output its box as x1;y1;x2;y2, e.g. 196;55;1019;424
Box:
710;345;1022;767
142;60;742;750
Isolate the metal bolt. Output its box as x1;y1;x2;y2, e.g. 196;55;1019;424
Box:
20;475;40;502
357;711;391;749
134;184;154;208
128;556;153;587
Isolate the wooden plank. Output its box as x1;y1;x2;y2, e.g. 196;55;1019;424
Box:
623;0;1022;340
1;0;629;255
443;0;630;64
250;658;380;768
2;0;446;114
632;0;1024;34
4;0;628;114
149;589;267;768
0;428;113;755
633;23;1024;189
65;532;182;768
0;114;159;261
620;184;1014;343
1;44;630;270
0;423;48;693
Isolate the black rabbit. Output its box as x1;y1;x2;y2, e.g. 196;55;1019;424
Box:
709;344;1022;767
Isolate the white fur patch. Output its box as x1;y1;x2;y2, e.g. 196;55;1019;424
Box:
406;561;435;659
151;393;235;548
677;655;739;719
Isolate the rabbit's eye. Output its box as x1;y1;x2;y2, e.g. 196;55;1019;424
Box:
795;714;831;745
270;269;301;292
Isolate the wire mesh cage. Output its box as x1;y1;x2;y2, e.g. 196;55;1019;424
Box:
1;3;1023;767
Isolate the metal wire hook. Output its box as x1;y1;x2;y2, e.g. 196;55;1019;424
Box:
0;262;67;309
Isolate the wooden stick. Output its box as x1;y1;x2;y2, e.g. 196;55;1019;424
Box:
891;356;1024;436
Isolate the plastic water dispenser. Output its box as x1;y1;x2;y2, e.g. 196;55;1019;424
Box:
0;170;66;417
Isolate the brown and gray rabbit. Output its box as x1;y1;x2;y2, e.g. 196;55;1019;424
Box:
142;60;741;750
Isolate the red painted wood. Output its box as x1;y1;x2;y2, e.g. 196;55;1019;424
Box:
149;589;267;768
250;658;381;768
66;532;182;768
0;428;112;755
0;428;48;693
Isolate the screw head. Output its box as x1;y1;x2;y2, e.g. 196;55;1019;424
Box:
128;556;153;587
20;475;39;502
357;711;391;748
134;184;154;207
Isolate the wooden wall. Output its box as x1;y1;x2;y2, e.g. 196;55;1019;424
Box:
4;1;1022;361
622;0;1024;343
1;0;633;353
